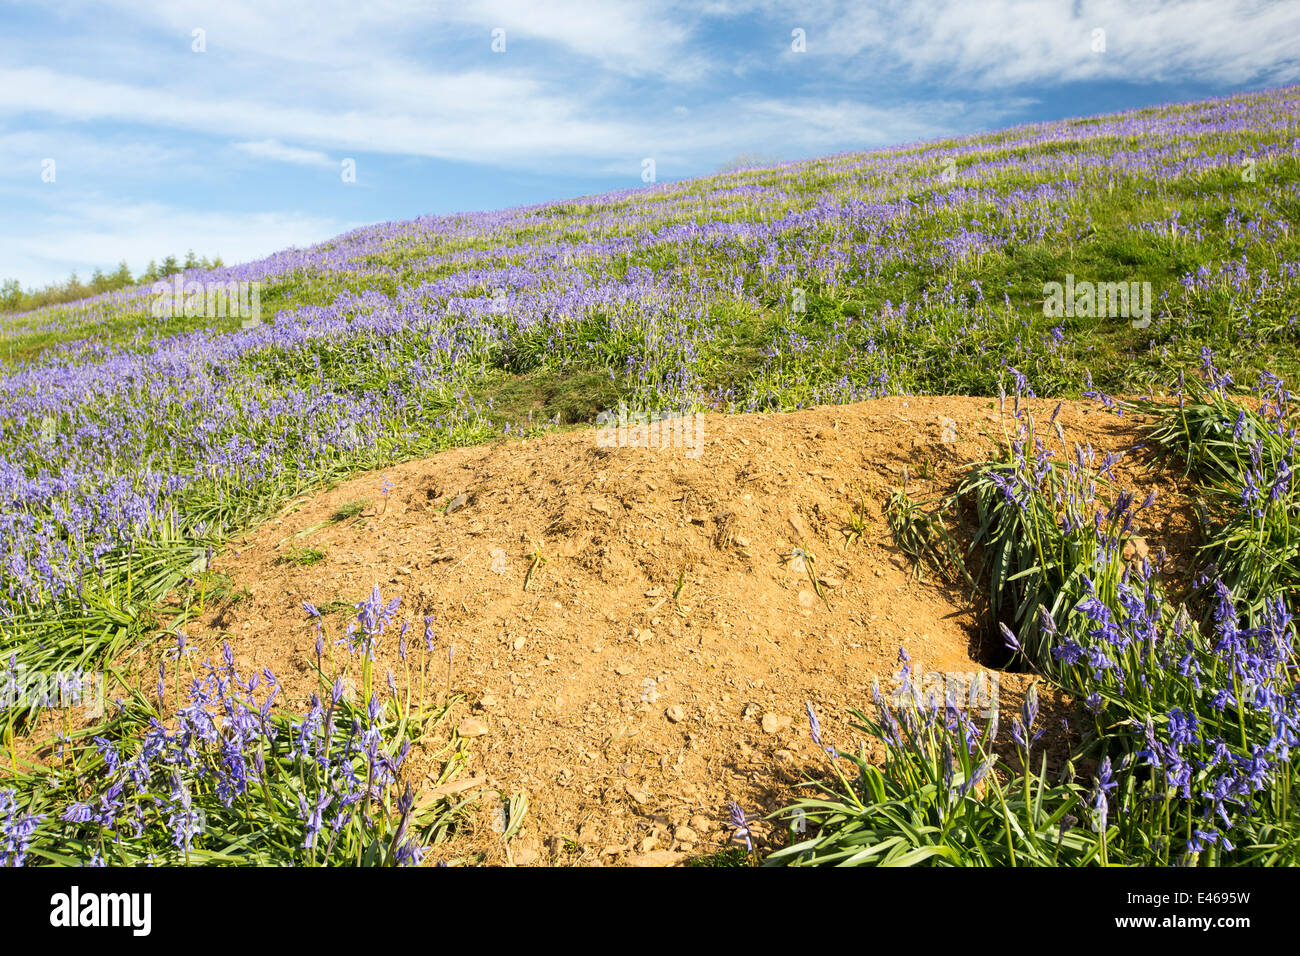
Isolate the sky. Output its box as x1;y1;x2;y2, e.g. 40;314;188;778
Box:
2;0;1300;288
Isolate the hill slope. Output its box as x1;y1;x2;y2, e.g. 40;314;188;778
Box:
2;86;1299;867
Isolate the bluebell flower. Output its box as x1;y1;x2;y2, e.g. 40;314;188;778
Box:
728;801;753;852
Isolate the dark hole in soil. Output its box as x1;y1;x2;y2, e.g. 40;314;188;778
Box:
966;608;1030;674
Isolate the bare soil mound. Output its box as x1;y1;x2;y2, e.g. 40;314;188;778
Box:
180;396;1197;864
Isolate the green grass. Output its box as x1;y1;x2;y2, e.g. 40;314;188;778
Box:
275;546;326;567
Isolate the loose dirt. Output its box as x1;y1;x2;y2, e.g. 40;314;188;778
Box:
149;396;1199;864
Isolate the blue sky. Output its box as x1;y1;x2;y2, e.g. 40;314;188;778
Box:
3;0;1299;288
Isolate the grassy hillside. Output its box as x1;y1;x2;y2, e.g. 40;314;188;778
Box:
2;85;1299;866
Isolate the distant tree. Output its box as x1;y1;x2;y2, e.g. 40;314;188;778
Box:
0;250;224;312
0;278;21;311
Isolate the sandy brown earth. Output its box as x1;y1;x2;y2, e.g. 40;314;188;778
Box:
133;395;1199;865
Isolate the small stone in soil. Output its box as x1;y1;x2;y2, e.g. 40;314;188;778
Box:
762;713;792;734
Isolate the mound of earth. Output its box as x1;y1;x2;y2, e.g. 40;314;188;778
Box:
167;396;1196;865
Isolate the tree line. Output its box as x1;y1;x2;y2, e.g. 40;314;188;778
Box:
1;250;226;313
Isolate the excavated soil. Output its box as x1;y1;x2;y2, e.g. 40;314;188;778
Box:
142;396;1200;865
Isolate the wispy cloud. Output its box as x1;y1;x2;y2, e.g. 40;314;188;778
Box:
2;0;1297;287
6;2;1298;170
232;139;334;168
0;65;641;168
784;0;1300;88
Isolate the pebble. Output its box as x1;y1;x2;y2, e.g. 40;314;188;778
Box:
665;705;686;723
457;717;489;737
762;713;792;734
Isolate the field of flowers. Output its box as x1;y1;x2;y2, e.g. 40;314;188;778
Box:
2;84;1300;866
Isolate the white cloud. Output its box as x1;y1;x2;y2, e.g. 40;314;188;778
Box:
0;65;644;166
5;0;1298;289
0;62;1001;175
55;0;709;80
232;139;334;167
6;0;1297;176
782;0;1300;88
459;0;708;79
